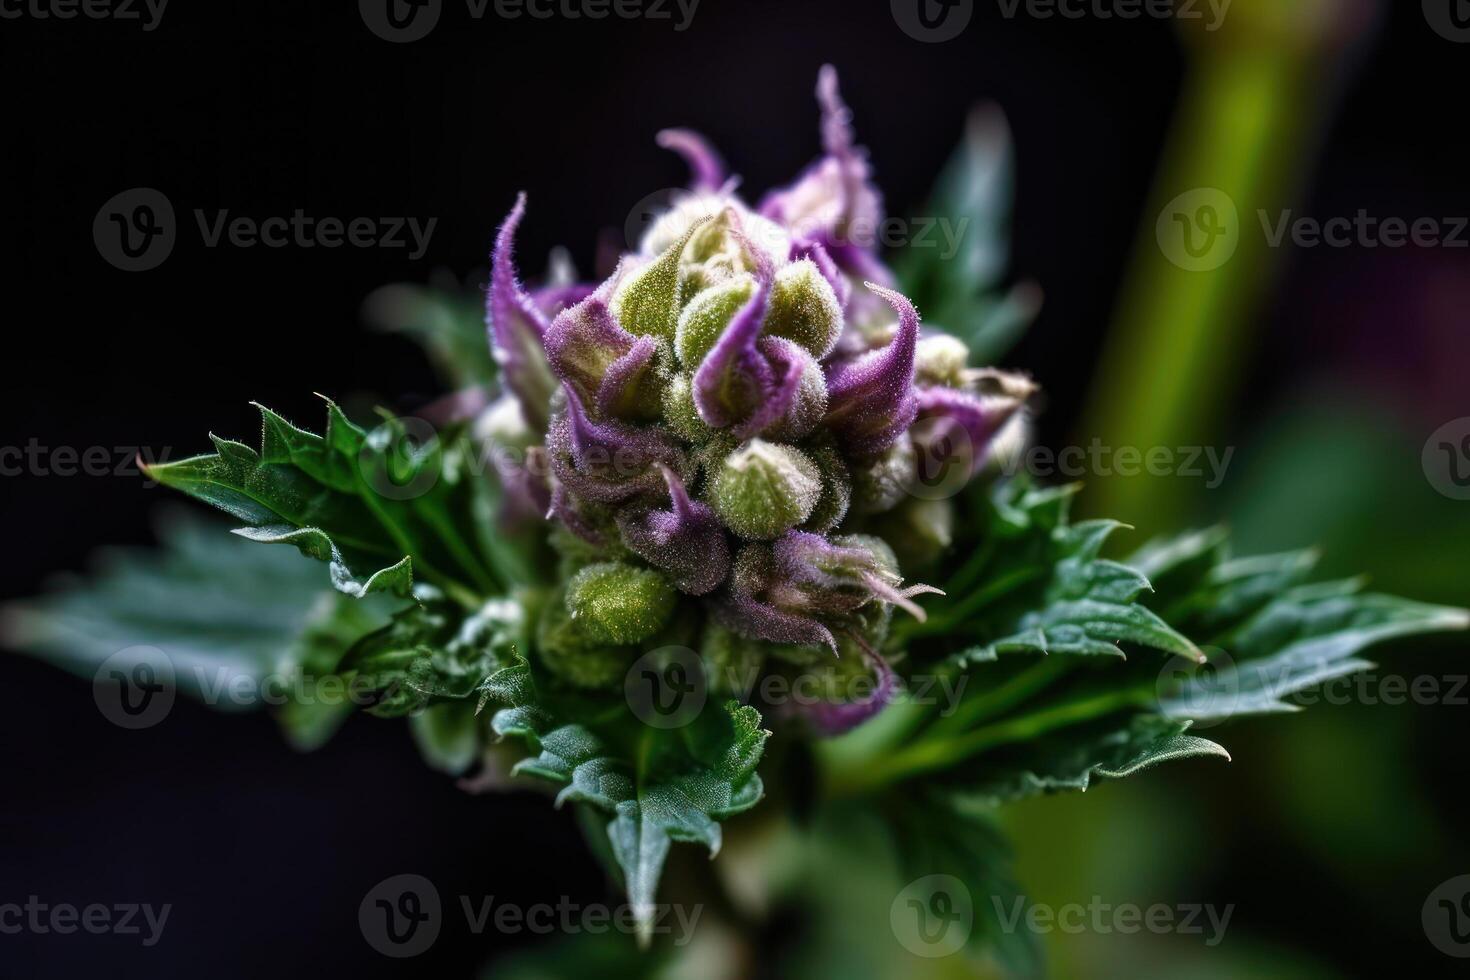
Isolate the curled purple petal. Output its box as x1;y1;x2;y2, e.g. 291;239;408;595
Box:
656;128;727;193
774;531;941;622
733;337;810;440
692;225;776;428
792;238;851;310
596;335;659;419
617;466;731;595
488;194;557;431
547;386;683;503
824;283;920;454
712;589;837;652
801;639;899;736
914;384;1030;479
544;295;638;407
759;66;886;282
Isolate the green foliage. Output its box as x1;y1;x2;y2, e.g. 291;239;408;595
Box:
892;107;1040;364
480;652;769;946
1;509;393;749
143;400;519;605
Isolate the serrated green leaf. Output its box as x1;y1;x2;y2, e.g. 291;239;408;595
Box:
145;400;504;605
1160;584;1470;722
480;656;768;946
953;715;1230;807
936;488;1198;665
1;509;394;748
342;594;524;718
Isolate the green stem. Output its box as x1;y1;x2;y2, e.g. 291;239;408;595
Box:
831;685;1152;798
928;657;1072;740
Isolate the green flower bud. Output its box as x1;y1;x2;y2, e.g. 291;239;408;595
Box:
851;438;917;515
675;274;756;368
536;587;635;689
661;372;716;443
709;439;822;540
914;333;971;388
565;561;677;645
763;259;843;358
801;442;852;533
611;222;703;341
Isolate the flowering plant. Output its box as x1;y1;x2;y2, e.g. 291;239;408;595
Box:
9;66;1464;974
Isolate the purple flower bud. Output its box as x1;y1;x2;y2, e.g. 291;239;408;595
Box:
713;533;940;654
773;532;941;623
760;66;889;285
913;378;1032;479
656;128;727;193
488;194;558;431
824;284;920;455
617;465;731;596
546;385;685;504
543;294;661;422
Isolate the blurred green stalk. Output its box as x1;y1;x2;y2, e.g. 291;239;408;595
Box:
1081;0;1379;532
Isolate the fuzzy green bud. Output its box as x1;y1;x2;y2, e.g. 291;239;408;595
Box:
661;372;715;443
709;439;823;540
763;259;843;358
536;588;635;689
801;442;852;533
565;561;677;645
675;274;756;368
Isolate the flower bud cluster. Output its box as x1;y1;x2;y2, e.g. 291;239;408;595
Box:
483;67;1033;731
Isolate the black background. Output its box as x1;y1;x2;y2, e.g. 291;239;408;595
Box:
2;1;1467;977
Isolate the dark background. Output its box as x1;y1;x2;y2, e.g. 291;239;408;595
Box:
2;1;1466;977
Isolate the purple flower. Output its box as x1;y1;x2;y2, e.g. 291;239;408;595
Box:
488;194;558;431
546;385;685;504
824;284;920;455
617;465;731;595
